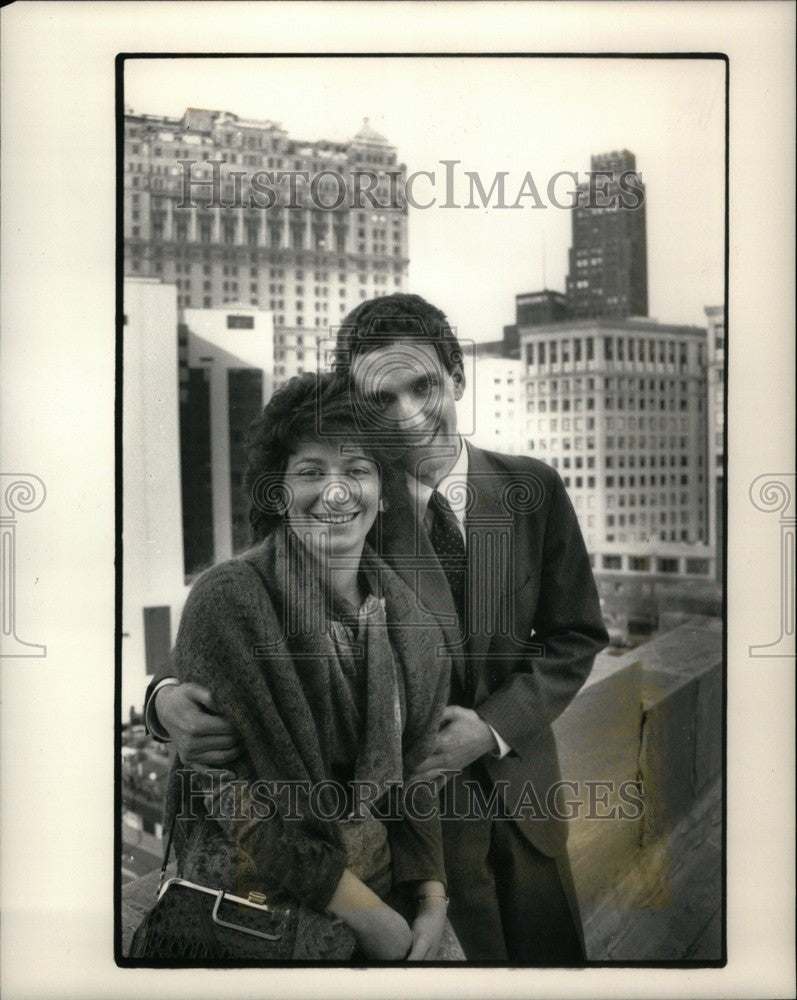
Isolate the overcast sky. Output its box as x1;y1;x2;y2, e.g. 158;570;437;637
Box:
125;56;725;344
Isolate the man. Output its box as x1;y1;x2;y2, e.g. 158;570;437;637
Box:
145;293;608;962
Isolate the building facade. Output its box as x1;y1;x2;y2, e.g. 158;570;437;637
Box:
704;305;725;582
123;107;409;382
565;150;648;320
180;306;274;574
122;279;191;717
516;289;568;328
458;347;526;455
122;281;276;716
521;317;709;562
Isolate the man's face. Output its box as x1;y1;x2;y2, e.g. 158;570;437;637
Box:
350;339;464;479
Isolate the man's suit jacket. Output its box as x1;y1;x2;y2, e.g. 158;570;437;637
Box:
147;443;607;858
376;442;608;858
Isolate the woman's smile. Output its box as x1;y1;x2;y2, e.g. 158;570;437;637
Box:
310;511;360;524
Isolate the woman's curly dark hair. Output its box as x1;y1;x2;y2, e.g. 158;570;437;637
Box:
244;370;398;544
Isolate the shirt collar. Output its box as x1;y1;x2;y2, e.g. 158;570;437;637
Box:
405;436;469;526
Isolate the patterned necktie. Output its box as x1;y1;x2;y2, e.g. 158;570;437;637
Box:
429;489;467;633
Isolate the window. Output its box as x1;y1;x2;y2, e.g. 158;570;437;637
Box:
227;315;254;329
143;606;171;675
602;555;622;570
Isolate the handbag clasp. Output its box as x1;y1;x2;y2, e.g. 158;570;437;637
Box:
211;890;284;941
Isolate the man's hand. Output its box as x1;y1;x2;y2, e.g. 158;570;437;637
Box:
408;705;497;785
154;682;242;769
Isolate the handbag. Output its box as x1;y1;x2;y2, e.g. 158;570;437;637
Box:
128;817;357;962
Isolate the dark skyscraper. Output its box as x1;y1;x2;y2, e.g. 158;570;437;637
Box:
566;150;648;320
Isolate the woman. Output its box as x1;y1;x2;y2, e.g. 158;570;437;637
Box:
164;372;452;960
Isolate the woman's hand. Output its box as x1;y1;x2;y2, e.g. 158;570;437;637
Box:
352;904;413;960
327;869;412;960
407;881;448;960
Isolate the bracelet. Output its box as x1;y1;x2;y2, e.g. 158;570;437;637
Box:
416;892;449;905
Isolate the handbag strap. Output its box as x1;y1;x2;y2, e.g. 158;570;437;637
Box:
156;809;178;896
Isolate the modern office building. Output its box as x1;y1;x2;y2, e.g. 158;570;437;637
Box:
180;306;274;574
517;289;569;327
704;305;725;582
458;345;526;454
521;316;709;565
122;278;190;717
498;290;568;356
565;150;648;320
122;281;275;715
123;107;408;365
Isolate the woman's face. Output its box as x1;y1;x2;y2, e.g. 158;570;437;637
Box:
283;438;381;557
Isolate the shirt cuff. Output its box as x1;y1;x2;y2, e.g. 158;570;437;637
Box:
485;723;512;759
145;677;179;742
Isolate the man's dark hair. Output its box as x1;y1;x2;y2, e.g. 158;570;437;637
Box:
244;371;393;543
334;293;463;376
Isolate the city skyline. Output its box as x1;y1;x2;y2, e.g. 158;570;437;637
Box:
124;56;726;344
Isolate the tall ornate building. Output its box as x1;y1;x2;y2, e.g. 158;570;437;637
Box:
123;108;409;383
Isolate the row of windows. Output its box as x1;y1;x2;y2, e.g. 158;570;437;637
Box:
606;478;691;496
173;264;361;289
532;397;700;415
133;238;403;279
551;456;595;470
530;399;595;413
528;377;598;393
532;417;691;435
606;495;695;509
605;437;691;452
606;511;693;525
533;438;595;451
604;396;701;413
526;337;703;368
600;555;708;573
128;142;396;172
532;418;594;433
139;220;403;255
605;531;697;544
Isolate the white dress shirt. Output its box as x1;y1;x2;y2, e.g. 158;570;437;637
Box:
405;437;511;760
